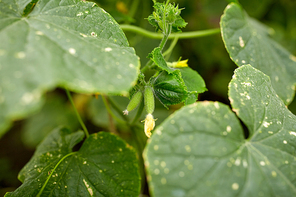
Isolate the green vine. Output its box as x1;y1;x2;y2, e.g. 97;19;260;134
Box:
65;89;89;138
120;24;220;39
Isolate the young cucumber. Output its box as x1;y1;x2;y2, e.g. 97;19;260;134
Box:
123;90;143;115
144;86;155;114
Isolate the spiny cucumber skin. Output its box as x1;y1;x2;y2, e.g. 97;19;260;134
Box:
126;91;143;112
144;86;155;114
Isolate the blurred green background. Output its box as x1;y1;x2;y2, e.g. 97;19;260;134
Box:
1;0;296;196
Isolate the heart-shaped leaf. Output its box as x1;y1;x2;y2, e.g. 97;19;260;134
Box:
220;3;296;105
6;128;140;197
0;0;139;136
144;65;296;197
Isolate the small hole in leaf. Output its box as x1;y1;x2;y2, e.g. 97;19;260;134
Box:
72;140;83;152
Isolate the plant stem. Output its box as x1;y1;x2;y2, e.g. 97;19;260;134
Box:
159;33;168;50
65;89;89;138
101;95;126;125
140;59;153;73
120;24;220;39
163;34;179;59
102;95;118;135
159;25;171;51
141;25;172;73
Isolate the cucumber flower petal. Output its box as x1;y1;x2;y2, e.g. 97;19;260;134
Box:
167;59;188;68
144;113;156;138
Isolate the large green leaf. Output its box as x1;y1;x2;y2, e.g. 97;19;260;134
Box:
220;3;296;105
6;128;140;197
0;0;139;136
144;65;296;197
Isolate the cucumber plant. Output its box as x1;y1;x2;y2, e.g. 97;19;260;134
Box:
0;0;295;196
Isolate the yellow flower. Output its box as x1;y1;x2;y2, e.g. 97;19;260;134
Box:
144;113;156;138
176;59;188;67
116;1;128;14
167;59;188;68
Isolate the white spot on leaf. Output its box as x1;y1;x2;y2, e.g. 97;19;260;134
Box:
105;47;112;52
185;145;191;152
239;36;245;47
214;102;220;109
234;158;241;166
243;159;248;168
242;82;251;86
69;48;76;55
154;168;160;175
156;129;162;135
15;51;26;59
80;33;88;37
35;31;44;35
83;179;94;196
232;183;239;190
91;32;97;37
263;121;271;128
21;92;38;104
